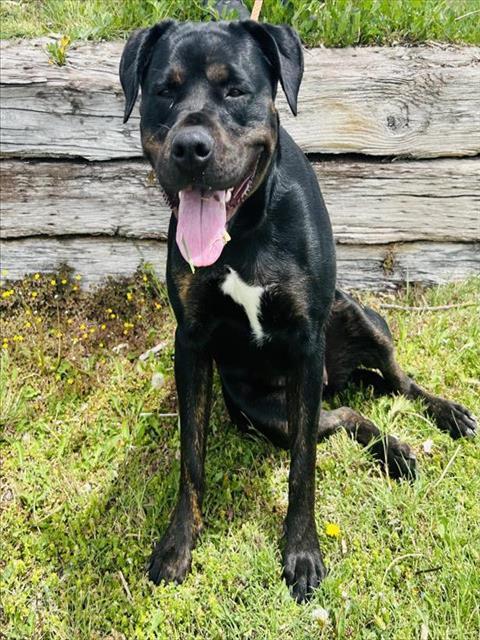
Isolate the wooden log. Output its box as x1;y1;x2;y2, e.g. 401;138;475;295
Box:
0;237;168;285
0;159;170;241
315;157;480;244
1;39;479;160
2;157;478;244
1;237;478;290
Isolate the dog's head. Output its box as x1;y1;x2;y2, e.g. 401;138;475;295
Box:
120;20;303;267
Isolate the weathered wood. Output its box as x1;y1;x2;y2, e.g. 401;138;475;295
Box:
315;157;480;244
0;237;169;285
2;157;479;244
335;242;479;290
1;39;479;160
0;159;171;241
1;237;478;290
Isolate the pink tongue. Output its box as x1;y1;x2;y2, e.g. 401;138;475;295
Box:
176;189;227;267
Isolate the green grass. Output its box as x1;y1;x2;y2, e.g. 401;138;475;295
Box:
1;272;479;639
1;0;479;46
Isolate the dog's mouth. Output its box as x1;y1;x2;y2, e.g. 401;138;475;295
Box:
160;162;258;270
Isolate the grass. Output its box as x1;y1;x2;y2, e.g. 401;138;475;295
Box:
1;270;479;639
1;0;480;46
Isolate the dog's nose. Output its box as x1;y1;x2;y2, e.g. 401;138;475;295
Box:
171;128;214;172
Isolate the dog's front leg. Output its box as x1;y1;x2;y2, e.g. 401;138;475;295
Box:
283;346;327;602
148;328;212;586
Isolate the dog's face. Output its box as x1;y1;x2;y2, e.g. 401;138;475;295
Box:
120;20;303;267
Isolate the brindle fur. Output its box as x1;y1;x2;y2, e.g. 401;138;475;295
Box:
119;19;477;604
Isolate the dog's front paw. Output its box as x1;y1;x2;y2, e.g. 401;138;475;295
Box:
282;540;327;603
431;399;477;439
148;530;193;586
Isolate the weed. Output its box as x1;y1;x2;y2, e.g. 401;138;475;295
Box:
45;35;71;66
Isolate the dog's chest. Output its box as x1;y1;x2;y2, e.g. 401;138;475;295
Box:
220;267;266;342
173;263;311;355
217;266;311;351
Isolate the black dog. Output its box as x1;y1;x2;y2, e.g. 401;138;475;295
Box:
120;20;477;602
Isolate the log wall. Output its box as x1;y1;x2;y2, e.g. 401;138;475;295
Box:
1;38;479;289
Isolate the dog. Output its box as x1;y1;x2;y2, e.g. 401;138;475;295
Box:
119;19;477;602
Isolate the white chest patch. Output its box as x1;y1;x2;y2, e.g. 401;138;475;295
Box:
221;268;265;342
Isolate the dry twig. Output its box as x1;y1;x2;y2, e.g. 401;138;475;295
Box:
379;302;477;312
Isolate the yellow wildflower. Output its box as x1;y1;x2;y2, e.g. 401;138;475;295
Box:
67;378;74;385
101;324;106;330
155;302;161;309
1;289;14;299
31;292;38;298
143;275;148;282
67;318;73;325
61;279;67;285
325;522;341;538
127;292;133;301
25;322;32;328
99;342;104;348
72;285;78;291
1;269;8;276
50;279;57;286
74;274;82;281
13;335;24;342
34;273;40;280
79;323;86;330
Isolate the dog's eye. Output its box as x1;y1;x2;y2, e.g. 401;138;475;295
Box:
156;87;173;98
226;87;245;98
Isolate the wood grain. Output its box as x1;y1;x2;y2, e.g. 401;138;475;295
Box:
1;39;479;160
2;157;478;244
1;237;478;290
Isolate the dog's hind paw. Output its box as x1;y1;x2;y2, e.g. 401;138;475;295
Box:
387;441;417;481
371;436;417;481
431;399;477;439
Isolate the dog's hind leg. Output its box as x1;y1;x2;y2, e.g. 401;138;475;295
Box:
318;407;417;480
379;356;477;440
327;291;477;440
222;383;416;480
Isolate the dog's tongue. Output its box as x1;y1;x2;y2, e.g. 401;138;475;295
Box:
176;188;228;268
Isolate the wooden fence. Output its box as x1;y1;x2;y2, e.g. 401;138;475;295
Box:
1;38;479;289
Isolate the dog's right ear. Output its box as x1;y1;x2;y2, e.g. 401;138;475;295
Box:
119;21;174;123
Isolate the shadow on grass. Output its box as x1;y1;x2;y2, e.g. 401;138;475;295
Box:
36;398;286;630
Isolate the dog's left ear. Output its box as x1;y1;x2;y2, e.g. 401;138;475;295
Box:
119;20;175;123
241;21;304;116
